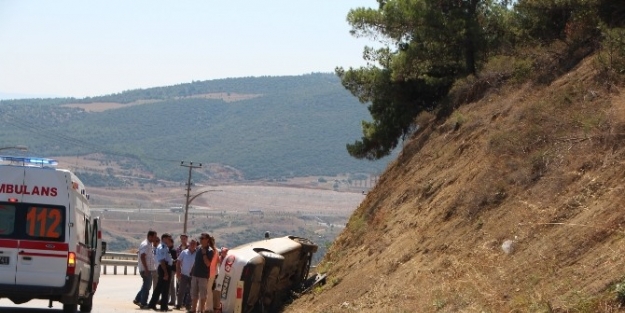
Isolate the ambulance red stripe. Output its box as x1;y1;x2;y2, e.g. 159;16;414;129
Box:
19;251;67;258
0;239;18;248
19;241;69;251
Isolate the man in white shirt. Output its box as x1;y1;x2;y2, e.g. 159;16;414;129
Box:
133;230;158;308
175;238;197;310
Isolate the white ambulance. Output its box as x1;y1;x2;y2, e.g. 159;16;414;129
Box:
215;236;317;313
0;156;105;313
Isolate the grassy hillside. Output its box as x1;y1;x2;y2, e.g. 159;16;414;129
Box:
0;73;389;181
286;54;625;312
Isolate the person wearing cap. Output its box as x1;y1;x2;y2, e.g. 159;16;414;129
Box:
176;237;197;311
148;233;174;312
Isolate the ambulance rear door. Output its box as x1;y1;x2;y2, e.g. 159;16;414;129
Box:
15;169;69;287
0;203;19;286
87;217;103;294
0;165;26;285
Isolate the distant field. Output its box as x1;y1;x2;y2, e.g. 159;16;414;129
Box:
61;92;263;112
94;183;363;263
186;184;365;214
50;153;369;260
60;99;161;112
184;92;263;102
90;184;365;215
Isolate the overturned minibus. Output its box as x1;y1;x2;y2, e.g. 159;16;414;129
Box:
215;235;317;313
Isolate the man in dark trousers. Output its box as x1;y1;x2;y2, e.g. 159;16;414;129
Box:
174;233;189;307
148;233;174;312
190;233;214;313
168;235;178;306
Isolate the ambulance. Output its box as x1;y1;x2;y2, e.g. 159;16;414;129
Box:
0;156;105;313
215;235;317;313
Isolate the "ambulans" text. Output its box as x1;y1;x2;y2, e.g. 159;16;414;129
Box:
0;184;58;196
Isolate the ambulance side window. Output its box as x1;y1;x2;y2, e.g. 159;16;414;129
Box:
0;204;16;236
76;212;85;244
84;217;91;247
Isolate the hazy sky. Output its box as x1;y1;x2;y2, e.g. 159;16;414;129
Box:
0;1;379;99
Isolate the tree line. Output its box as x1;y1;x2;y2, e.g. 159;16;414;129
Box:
339;0;625;160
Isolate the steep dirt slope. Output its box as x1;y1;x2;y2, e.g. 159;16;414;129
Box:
286;57;625;312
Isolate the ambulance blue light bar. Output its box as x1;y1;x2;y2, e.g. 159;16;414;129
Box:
0;156;58;166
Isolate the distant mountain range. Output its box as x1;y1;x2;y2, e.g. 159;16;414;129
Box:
0;73;389;181
0;92;62;100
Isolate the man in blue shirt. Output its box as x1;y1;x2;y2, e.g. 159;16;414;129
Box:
148;233;174;312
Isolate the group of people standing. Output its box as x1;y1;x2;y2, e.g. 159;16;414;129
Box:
134;230;227;313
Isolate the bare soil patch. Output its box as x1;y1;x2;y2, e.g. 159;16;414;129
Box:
61;93;263;112
61;99;161;112
183;92;262;102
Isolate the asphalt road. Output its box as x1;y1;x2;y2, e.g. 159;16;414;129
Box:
0;274;144;313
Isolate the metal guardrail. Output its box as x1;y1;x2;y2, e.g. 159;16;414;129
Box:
101;251;139;275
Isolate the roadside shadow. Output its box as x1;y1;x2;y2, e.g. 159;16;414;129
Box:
0;307;62;313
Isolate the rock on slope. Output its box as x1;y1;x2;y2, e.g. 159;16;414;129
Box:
286;56;625;312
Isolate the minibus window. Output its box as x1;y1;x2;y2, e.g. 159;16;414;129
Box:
0;204;16;236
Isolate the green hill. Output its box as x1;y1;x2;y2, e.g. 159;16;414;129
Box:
0;73;389;181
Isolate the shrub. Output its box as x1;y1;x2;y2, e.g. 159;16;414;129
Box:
615;280;625;305
347;214;367;239
596;26;625;87
483;55;534;83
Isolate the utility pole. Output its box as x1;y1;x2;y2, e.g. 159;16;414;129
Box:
181;161;202;234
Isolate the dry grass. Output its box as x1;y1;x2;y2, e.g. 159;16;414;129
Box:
286;54;625;312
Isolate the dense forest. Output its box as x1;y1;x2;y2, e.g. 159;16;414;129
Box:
0;73;389;181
